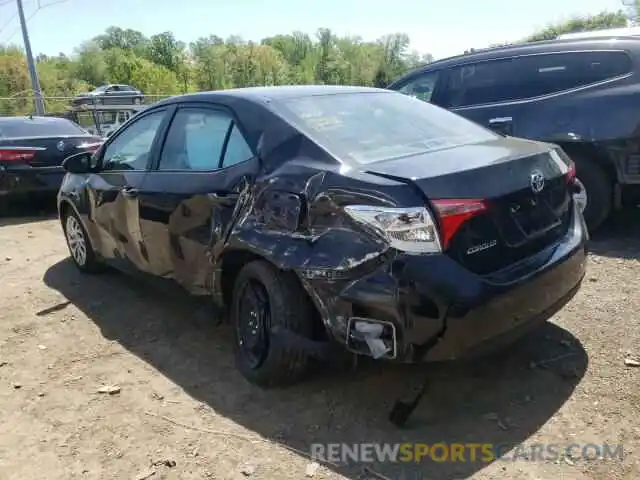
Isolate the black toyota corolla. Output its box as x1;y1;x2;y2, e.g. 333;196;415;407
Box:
57;85;587;389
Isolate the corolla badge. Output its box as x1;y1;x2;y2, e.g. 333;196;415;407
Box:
56;140;65;152
466;239;497;255
530;169;545;194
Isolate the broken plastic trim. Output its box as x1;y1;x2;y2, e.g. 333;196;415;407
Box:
345;317;398;360
388;305;450;427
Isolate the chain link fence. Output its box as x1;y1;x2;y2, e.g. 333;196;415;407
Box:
0;93;175;135
0;94;174;117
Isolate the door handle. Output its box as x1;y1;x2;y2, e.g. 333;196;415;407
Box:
208;192;239;199
488;116;512;124
208;192;240;206
208;192;240;201
121;186;139;198
488;117;513;135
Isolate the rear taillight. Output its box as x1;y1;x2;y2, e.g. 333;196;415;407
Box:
0;147;42;162
344;200;490;254
344;205;442;253
432;199;489;250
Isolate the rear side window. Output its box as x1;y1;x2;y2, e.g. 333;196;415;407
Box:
0;118;88;138
222;125;254;168
441;51;632;107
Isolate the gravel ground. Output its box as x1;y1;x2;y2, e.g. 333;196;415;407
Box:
0;202;638;480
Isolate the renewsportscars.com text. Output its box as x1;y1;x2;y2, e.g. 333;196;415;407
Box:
310;442;625;463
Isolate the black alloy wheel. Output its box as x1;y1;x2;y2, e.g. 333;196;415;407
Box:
235;278;271;369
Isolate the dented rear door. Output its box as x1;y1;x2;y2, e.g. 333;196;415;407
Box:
137;104;259;294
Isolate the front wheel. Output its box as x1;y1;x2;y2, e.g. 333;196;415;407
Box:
63;210;103;273
231;260;316;387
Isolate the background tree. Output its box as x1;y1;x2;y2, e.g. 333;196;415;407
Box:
525;11;629;42
1;9;635;115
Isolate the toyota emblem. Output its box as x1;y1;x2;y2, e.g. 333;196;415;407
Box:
56;140;65;152
530;170;545;194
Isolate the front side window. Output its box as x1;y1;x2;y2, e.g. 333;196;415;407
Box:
442;59;518;107
396;71;440;103
274;91;498;165
158;108;253;171
101;110;165;171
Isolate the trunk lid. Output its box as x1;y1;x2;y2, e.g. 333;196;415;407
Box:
0;135;103;167
364;137;574;275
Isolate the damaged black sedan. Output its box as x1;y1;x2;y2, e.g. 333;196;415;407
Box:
57;86;587;390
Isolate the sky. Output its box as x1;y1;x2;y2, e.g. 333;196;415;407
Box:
0;0;630;60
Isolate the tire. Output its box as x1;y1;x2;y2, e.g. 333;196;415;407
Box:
230;260;315;387
0;198;9;217
573;155;613;232
62;209;104;273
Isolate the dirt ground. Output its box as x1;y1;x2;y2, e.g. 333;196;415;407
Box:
0;201;638;480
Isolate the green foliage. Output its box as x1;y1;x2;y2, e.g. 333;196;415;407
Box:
525;11;629;42
0;9;634;115
0;26;423;114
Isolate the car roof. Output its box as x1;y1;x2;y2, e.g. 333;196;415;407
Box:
557;26;640;40
0;116;71;125
396;36;640;78
156;85;390;106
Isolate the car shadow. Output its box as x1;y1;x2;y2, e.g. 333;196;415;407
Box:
43;258;588;480
0;197;58;227
588;207;640;260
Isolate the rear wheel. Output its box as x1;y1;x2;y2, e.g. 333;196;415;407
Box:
573;155;613;232
231;260;315;387
62;210;103;273
0;198;9;217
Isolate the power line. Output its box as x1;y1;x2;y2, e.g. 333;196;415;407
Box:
1;7;36;43
0;7;18;38
37;0;70;8
0;0;70;43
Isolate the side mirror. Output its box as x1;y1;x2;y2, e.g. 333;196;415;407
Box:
62;151;93;174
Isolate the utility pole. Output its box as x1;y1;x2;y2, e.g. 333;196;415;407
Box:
16;0;45;115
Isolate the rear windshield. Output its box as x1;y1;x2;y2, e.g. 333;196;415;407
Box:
0;118;88;138
273;91;498;165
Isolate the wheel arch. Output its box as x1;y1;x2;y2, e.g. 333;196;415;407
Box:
554;141;618;184
216;248;327;341
58;198;76;227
